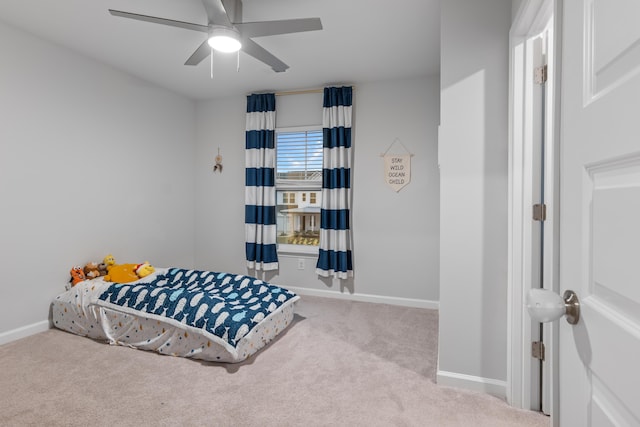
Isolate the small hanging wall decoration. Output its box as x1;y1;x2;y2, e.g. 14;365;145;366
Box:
213;147;223;173
380;138;413;192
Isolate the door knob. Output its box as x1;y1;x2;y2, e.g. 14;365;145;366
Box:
526;288;580;325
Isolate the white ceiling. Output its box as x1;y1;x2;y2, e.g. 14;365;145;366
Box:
0;0;440;100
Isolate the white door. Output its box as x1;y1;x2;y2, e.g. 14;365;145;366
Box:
560;0;640;425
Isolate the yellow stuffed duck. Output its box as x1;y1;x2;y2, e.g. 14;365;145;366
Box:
103;254;116;271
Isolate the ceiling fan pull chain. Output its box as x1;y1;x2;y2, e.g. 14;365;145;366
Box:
210;48;214;79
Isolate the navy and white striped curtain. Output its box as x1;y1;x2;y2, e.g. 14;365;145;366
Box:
245;93;278;271
316;86;353;279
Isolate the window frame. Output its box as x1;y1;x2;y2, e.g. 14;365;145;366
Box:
275;125;323;256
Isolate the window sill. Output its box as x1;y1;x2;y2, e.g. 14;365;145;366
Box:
277;244;319;257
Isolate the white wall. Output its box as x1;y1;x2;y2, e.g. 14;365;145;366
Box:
195;76;440;306
437;0;511;395
0;22;197;340
194;94;246;274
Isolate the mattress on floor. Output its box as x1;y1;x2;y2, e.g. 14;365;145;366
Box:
52;268;298;363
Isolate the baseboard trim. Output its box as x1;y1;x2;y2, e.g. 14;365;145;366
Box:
286;286;439;310
0;290;438;346
436;370;507;399
0;320;50;346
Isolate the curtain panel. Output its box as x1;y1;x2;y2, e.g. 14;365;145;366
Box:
245;93;278;271
316;86;354;279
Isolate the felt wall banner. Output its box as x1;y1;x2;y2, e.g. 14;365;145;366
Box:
383;154;411;192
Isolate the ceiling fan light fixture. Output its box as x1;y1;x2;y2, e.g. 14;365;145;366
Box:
208;27;242;53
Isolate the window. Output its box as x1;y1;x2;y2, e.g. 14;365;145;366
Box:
282;192;296;204
276;126;323;252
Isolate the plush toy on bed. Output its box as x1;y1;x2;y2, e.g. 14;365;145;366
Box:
135;262;155;278
97;262;108;277
69;266;86;287
103;263;139;283
101;254;155;283
103;254;116;271
83;262;100;280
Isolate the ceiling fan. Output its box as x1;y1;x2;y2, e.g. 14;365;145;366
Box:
109;0;322;72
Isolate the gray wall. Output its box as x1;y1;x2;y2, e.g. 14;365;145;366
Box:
195;76;441;306
0;22;197;340
512;0;526;20
438;0;512;394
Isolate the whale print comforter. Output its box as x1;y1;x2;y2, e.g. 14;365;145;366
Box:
94;268;298;353
52;268;299;363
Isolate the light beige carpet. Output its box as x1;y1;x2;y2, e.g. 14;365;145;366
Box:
0;296;548;426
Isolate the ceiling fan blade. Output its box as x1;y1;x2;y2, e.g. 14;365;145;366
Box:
109;9;209;33
201;0;232;26
235;18;322;38
222;0;242;24
241;38;288;72
185;39;212;66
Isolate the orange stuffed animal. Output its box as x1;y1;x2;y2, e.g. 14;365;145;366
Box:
69;266;86;287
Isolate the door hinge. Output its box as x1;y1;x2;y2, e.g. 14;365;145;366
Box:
533;203;547;221
534;65;548;84
532;341;546;361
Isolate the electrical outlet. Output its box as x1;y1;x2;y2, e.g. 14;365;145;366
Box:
297;258;305;270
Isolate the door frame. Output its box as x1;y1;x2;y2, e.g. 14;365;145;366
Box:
507;0;561;423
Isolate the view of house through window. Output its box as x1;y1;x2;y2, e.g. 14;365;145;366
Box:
276;127;322;249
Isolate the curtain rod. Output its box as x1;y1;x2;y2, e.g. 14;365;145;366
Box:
275;88;323;96
248;86;355;97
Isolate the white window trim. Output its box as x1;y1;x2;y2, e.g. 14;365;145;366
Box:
276;125;320;133
277;244;319;256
